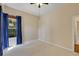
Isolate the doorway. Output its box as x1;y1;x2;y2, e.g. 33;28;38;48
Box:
73;16;79;53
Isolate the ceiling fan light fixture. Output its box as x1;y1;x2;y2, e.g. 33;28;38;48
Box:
30;3;48;8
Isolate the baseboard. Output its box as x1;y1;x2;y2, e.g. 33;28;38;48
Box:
23;40;40;45
39;39;73;52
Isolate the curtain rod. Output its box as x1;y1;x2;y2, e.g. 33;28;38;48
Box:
8;15;16;19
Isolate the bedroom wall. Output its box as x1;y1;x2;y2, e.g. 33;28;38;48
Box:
2;5;39;44
39;3;79;50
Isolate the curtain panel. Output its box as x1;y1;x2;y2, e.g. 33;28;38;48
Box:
0;6;3;56
16;16;22;44
1;13;9;49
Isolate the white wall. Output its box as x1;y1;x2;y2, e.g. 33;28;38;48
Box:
2;3;79;51
39;3;79;50
76;22;79;44
2;5;39;44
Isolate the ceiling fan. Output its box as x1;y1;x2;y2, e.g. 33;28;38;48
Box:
30;3;48;8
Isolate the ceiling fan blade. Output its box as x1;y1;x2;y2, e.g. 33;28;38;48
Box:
30;3;35;4
43;3;48;5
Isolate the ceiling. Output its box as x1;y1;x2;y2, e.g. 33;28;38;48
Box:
3;3;62;16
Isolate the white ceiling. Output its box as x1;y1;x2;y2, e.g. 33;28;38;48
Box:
3;3;62;16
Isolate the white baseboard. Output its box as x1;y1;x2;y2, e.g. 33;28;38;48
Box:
39;39;73;52
23;40;39;45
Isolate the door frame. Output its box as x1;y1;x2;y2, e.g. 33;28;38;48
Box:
72;16;79;52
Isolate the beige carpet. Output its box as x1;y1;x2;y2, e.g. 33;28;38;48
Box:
3;40;79;56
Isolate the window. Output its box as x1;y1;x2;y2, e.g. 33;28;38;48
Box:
8;15;16;47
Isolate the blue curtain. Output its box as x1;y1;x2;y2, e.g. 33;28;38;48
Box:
1;13;8;49
0;6;3;56
16;16;22;44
